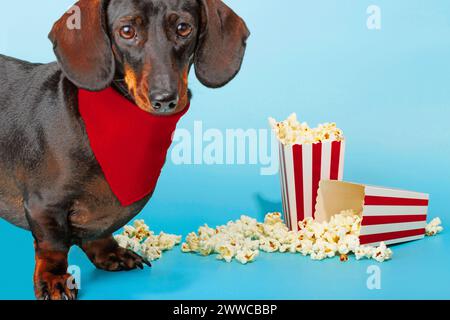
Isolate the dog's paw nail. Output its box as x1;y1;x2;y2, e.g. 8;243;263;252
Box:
142;258;152;267
89;246;150;271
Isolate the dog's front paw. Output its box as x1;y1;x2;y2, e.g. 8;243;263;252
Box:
34;272;78;300
91;246;151;272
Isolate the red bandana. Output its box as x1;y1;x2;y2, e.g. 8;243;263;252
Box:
78;87;189;207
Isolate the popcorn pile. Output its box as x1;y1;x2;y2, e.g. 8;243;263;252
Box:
181;211;394;264
269;113;344;145
114;220;181;262
115;215;443;265
181;215;261;264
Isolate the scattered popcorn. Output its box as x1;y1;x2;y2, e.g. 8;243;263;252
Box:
269;113;344;146
425;217;444;236
264;212;284;225
371;242;393;263
354;246;375;260
114;219;181;262
235;249;259;265
115;234;131;249
117;215;443;265
182;210;396;264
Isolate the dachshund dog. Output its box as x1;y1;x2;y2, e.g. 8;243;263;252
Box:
0;0;249;300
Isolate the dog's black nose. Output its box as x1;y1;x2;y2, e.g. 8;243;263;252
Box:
151;91;179;114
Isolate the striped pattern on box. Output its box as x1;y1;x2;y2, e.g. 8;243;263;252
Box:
278;140;345;230
359;186;429;246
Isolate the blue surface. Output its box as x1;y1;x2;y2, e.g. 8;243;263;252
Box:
1;0;450;300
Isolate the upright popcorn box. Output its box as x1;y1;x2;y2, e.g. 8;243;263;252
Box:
278;140;345;230
315;180;429;246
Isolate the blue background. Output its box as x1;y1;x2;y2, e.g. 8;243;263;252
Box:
1;0;449;299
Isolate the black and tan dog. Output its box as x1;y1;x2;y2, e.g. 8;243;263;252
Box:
0;0;249;300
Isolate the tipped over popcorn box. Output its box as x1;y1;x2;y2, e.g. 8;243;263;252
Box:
269;114;345;230
315;180;429;246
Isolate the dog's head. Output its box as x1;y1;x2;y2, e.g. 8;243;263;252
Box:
49;0;250;115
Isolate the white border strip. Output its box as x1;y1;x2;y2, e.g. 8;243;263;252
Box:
365;185;429;200
284;145;298;229
321;141;331;180
360;221;426;235
364;234;425;247
363;205;428;216
338;140;345;180
279;143;289;228
302;144;313;218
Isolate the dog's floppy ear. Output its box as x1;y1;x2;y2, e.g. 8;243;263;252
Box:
48;0;115;91
194;0;250;88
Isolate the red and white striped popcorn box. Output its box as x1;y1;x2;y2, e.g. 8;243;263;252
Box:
278;140;345;230
315;180;429;246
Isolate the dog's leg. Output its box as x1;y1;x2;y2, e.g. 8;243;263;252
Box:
25;196;77;300
81;235;151;271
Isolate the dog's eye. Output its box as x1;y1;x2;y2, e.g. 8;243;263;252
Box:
176;23;193;38
119;25;136;40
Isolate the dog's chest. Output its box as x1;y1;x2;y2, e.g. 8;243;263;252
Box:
66;87;188;240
